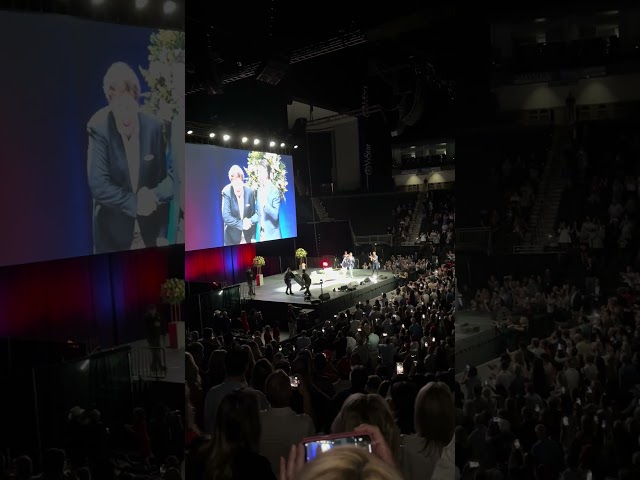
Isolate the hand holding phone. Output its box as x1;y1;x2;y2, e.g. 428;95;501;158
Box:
290;375;300;388
354;424;395;466
514;439;521;449
396;362;404;375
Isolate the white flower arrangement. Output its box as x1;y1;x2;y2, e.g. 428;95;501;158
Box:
253;256;266;268
295;248;308;259
161;278;185;305
139;30;185;122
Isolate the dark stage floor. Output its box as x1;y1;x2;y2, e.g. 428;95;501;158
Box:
241;268;398;326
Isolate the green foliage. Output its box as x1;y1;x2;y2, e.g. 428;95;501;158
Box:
245;151;288;200
139;29;185;122
161;278;185;305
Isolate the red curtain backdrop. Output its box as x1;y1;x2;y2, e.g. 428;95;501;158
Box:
185;243;256;285
0;246;179;347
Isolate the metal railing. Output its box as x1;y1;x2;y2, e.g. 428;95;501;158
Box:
456;227;492;252
130;346;167;381
354;234;393;246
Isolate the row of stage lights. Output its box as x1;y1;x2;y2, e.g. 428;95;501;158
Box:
90;0;179;15
186;130;298;149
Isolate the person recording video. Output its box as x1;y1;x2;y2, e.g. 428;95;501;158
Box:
221;165;258;246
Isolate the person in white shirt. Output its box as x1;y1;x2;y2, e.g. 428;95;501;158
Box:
495;361;515;393
204;346;270;433
402;382;455;480
564;358;581;391
296;331;312;351
259;370;315;476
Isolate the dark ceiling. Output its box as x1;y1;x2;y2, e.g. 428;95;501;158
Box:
186;1;456;140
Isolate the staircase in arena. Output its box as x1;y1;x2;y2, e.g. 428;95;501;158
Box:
522;126;570;249
407;191;427;243
311;197;331;221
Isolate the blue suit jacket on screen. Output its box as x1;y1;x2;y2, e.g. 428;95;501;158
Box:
221;184;258;246
256;183;282;241
87;107;174;254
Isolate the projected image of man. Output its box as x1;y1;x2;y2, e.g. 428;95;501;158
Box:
256;162;281;241
222;165;257;246
87;62;173;254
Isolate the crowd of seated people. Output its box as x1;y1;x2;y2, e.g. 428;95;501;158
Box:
388;198;420;243
469;271;605;322
457;186;640;480
417;192;455;249
480;146;548;249
555;134;638;258
456;256;640;480
0;404;184;480
184;261;457;480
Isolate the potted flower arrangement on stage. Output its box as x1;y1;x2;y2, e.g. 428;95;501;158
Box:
295;248;307;270
161;278;186;349
253;256;266;286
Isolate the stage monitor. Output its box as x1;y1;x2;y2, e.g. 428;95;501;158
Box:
0;12;185;268
185;144;298;251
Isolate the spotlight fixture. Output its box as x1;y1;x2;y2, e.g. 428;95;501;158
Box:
293;145;298;149
163;0;177;15
187;130;193;135
269;141;276;147
223;134;230;141
280;142;285;147
135;0;148;8
241;137;248;143
209;133;215;138
254;139;260;145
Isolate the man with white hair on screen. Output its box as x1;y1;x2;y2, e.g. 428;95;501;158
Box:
87;62;173;253
221;165;258;246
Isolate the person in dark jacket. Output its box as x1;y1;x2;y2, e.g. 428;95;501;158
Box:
246;268;255;296
302;269;312;298
284;267;294;295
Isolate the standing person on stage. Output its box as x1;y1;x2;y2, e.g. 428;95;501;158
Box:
346;253;355;278
302;269;312;297
284;267;294;295
341;251;350;278
371;251;380;274
246;268;255;297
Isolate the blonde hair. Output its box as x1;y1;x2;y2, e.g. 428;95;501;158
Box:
331;394;401;462
103;62;140;102
299;447;402;480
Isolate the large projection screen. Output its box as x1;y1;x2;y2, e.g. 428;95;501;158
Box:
185;144;298;251
0;12;185;268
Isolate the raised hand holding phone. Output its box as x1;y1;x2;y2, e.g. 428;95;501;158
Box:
354;424;396;466
280;443;305;480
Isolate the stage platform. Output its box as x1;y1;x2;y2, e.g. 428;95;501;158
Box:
242;268;397;327
454;311;501;373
